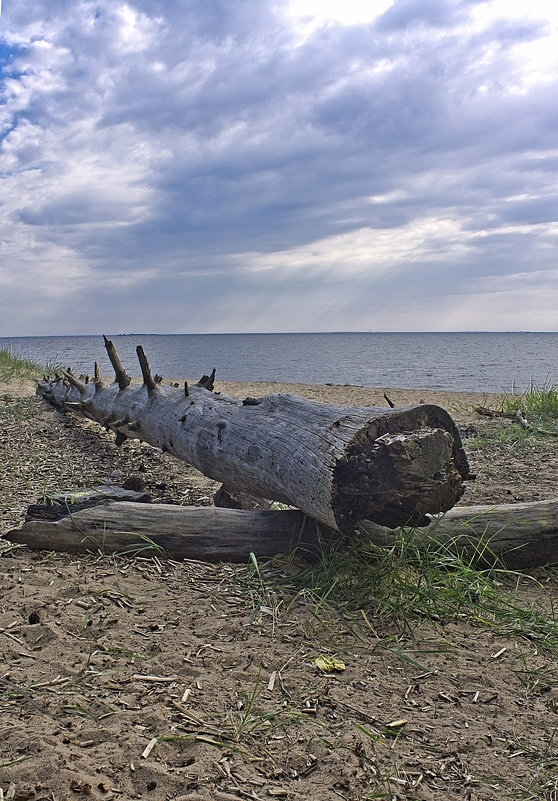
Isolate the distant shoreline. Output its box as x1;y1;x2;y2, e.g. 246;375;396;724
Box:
2;330;557;338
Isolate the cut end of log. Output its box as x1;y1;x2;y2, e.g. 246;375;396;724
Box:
332;405;469;532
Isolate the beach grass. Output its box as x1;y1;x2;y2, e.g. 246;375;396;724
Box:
0;346;50;383
502;382;558;429
237;532;558;664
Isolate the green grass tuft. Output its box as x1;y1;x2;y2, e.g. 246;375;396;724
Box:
235;530;558;661
0;346;51;383
501;382;558;434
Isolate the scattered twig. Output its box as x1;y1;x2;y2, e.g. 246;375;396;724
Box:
0;676;52;717
474;406;558;436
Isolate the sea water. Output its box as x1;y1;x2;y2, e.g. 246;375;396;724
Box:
1;332;556;394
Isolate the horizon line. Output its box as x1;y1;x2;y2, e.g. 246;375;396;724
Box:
1;330;557;339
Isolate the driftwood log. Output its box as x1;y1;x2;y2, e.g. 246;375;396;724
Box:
7;496;558;568
359;497;558;569
26;485;151;520
35;337;471;534
7;501;330;562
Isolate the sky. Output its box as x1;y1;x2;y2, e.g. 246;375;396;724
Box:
0;0;557;335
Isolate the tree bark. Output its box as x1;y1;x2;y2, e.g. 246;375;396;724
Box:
359;497;558;569
36;337;470;534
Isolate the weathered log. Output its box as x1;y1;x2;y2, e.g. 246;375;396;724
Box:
7;497;558;568
359;497;558;569
6;503;332;562
26;485;151;521
36;337;470;534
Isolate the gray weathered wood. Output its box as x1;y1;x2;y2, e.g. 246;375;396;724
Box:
7;502;331;562
27;484;151;520
359;497;558;569
7;497;558;568
36;337;470;533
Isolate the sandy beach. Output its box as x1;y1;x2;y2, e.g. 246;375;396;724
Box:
1;377;558;800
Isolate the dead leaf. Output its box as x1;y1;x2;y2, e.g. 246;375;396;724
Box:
313;655;346;673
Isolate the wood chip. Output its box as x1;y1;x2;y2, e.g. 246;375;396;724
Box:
141;737;158;759
385;719;408;729
1;630;24;645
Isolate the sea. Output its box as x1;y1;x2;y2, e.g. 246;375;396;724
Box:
1;332;557;394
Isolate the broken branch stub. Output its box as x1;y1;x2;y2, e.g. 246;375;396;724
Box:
36;337;470;534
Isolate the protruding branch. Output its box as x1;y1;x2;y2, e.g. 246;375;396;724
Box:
62;370;88;395
103;335;131;391
94;361;104;392
65;400;94;414
196;368;216;391
136;345;157;393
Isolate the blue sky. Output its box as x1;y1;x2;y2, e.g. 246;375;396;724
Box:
1;0;557;335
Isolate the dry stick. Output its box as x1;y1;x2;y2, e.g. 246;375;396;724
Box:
475;406;558;437
63;370;88;395
196;368;216;391
0;676;52;717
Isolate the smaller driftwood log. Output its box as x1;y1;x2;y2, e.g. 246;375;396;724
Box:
7;501;331;562
359;497;558;569
26;485;151;520
7;495;558;568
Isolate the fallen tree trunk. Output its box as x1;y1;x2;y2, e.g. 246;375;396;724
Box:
7;497;558;568
7;502;331;562
36;337;470;533
359;497;558;569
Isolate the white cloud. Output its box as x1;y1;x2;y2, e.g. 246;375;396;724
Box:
286;0;393;27
239;215;474;279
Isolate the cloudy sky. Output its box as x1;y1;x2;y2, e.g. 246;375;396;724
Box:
1;0;557;335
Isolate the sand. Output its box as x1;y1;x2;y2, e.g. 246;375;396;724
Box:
1;377;558;801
